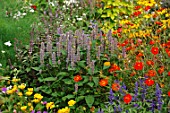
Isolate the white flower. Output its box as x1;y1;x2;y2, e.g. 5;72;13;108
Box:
4;41;12;46
1;50;5;53
22;13;27;16
30;9;34;13
77;18;82;21
13;15;17;19
17;11;21;17
7;85;12;90
0;63;2;67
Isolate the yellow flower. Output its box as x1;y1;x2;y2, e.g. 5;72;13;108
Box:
27;88;33;92
18;92;23;96
11;85;17;92
12;78;20;82
28;103;32;106
29;106;33;111
58;107;70;113
34;93;43;100
26;91;33;96
104;62;111;67
68;100;76;106
32;99;40;103
7;90;13;94
18;83;26;90
46;102;55;109
21;106;27;111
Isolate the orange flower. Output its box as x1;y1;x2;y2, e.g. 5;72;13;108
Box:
99;79;108;87
158;66;164;74
146;70;156;77
151;47;159;55
130;71;136;77
74;75;82;82
146;60;154;66
133;11;141;17
134;62;143;70
108;64;120;73
111;83;120;91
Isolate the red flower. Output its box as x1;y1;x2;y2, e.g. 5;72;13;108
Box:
168;71;170;76
168;91;170;97
134;6;141;10
133;11;141;17
123;94;132;104
155;21;162;26
74;75;82;82
149;40;155;45
151;47;159;55
99;79;108;87
145;78;155;86
144;6;151;11
134;62;143;70
117;27;122;33
165;49;170;57
31;5;37;10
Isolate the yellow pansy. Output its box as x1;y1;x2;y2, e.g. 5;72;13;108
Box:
26;91;33;96
18;83;26;90
68;100;76;106
21;106;27;111
58;107;70;113
27;88;33;92
18;92;23;96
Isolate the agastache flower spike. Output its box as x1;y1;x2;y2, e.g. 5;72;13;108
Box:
52;52;56;65
91;60;95;75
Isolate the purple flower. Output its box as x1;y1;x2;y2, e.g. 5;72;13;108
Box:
37;111;41;113
42;101;47;105
31;110;35;113
155;83;162;110
1;87;7;93
109;88;114;105
43;111;48;113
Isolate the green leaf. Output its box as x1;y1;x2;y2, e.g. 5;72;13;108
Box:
57;72;68;76
103;65;110;70
76;96;85;102
92;77;99;86
101;14;107;18
77;61;86;68
62;94;75;101
85;95;94;108
41;77;56;82
87;82;94;87
62;79;73;84
31;67;40;71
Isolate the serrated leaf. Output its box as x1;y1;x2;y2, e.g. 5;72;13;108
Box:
85;95;94;108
